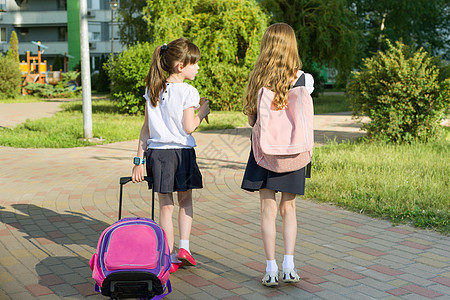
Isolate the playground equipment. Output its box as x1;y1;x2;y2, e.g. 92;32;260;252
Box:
20;41;74;95
20;41;47;85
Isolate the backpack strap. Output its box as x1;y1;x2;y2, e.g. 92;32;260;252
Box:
305;162;311;178
293;73;306;88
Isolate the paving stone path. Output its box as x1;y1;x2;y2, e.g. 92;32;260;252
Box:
0;101;448;299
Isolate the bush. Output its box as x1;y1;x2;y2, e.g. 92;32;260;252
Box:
111;0;267;114
24;71;81;98
0;54;22;99
108;42;153;114
347;41;449;143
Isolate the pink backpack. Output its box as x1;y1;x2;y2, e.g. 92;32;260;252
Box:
252;71;314;173
90;217;171;299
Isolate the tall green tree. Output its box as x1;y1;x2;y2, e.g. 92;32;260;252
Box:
6;31;19;62
111;0;267;113
0;54;22;99
260;0;362;82
347;0;450;59
144;0;268;111
117;0;148;46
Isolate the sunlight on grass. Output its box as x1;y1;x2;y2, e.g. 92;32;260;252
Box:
0;100;248;148
0;95;45;103
305;134;449;233
314;94;351;114
0;100;142;148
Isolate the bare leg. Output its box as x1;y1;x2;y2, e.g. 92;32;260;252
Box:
177;190;193;241
260;188;277;260
279;192;297;255
158;192;175;252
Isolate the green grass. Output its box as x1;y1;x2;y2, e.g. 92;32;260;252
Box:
0;95;45;103
0;101;142;147
198;111;248;131
314;93;352;114
0;100;248;148
305;132;450;234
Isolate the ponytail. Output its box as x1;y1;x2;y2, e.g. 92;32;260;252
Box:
144;38;201;107
144;46;167;107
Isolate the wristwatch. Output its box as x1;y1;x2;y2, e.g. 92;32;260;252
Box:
133;157;146;165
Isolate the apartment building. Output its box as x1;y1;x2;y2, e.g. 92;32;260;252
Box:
0;0;123;70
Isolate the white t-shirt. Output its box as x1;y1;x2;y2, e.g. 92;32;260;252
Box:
144;82;200;149
303;73;315;95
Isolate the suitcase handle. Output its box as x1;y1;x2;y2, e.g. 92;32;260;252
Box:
120;176;150;185
119;176;155;221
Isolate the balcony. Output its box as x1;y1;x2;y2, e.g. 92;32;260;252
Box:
8;11;67;27
19;41;68;56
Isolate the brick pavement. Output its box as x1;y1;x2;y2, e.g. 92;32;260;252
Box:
0;103;449;299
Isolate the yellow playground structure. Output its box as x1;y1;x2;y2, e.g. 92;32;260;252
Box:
20;41;73;94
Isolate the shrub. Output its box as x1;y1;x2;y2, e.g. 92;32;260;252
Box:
24;71;81;98
110;0;267;114
0;54;22;99
347;41;449;143
108;42;153;114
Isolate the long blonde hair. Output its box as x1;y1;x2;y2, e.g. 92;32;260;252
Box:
144;38;200;107
243;23;302;115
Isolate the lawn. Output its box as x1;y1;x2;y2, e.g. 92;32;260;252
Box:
0;100;248;148
305;133;449;234
314;93;351;114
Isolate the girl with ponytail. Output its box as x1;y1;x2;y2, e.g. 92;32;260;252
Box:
132;38;210;273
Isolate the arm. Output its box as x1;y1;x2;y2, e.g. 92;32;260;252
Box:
132;105;150;183
182;100;210;134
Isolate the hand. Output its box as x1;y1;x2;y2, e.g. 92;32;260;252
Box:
199;98;210;123
132;164;145;183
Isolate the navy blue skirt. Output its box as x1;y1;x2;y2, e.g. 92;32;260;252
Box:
241;147;307;195
145;148;203;193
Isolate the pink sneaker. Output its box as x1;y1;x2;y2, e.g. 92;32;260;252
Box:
177;248;196;266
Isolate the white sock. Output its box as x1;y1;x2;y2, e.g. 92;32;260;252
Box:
179;240;190;253
282;255;295;270
170;252;181;263
266;259;278;273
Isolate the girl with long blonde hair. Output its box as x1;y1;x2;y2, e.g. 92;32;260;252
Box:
241;23;314;286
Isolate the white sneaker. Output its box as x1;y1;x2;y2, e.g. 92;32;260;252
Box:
282;268;300;283
262;271;279;286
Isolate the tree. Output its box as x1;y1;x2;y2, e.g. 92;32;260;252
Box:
0;54;22;99
117;0;148;46
6;30;19;62
347;41;449;143
260;0;362;83
347;0;450;60
110;0;267;113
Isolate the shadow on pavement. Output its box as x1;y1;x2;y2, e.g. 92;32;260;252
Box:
0;204;109;297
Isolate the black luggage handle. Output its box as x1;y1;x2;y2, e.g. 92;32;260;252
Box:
119;176;155;221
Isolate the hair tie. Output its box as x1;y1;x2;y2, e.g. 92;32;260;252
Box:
161;43;167;51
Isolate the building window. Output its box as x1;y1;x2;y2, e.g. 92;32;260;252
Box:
58;0;67;10
59;27;67;41
88;0;100;10
0;0;6;12
89;23;101;42
0;27;6;43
